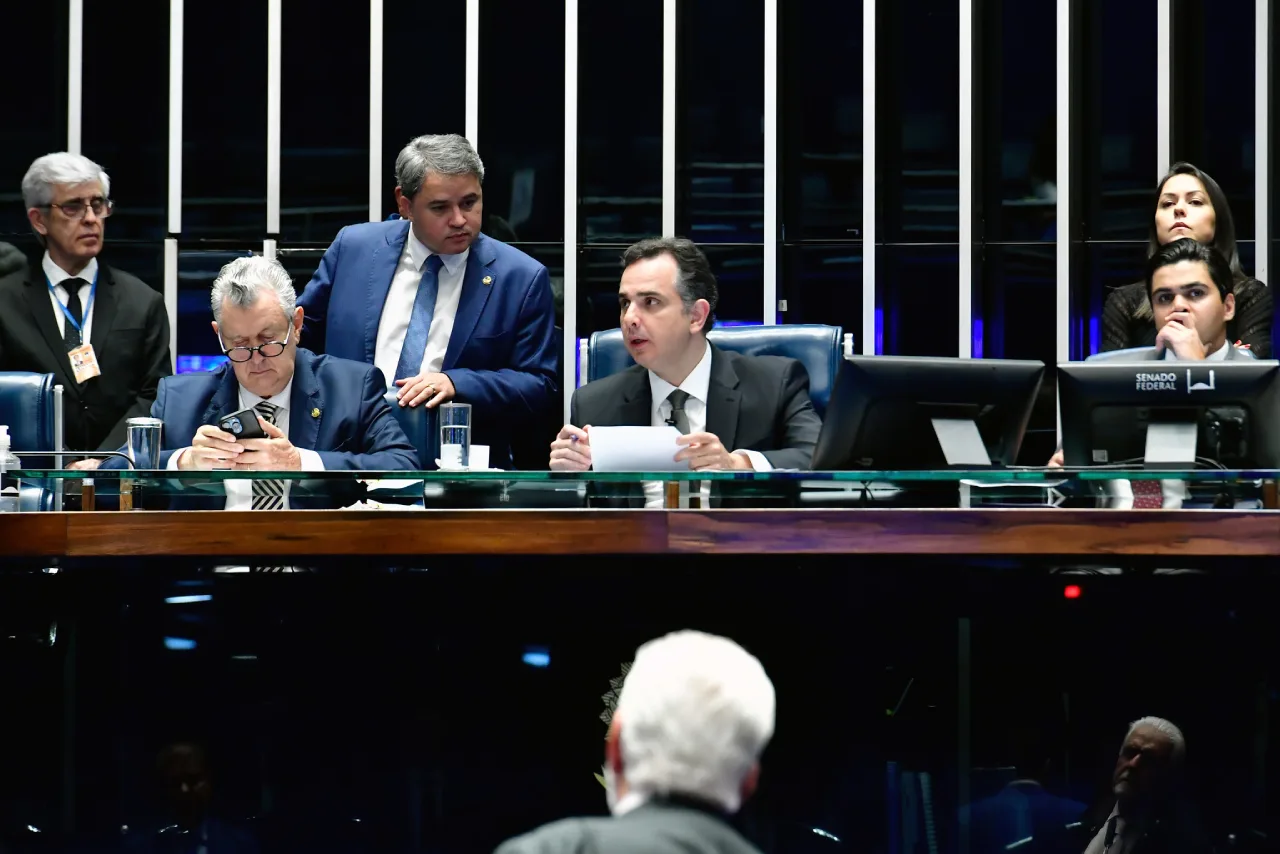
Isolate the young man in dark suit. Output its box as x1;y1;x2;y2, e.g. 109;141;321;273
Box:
549;237;821;474
0;153;171;453
494;631;774;854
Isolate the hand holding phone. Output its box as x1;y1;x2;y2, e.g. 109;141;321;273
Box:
217;408;268;440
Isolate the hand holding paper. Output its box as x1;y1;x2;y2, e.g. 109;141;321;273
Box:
589;425;685;472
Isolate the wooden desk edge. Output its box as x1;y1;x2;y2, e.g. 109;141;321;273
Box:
0;509;1276;557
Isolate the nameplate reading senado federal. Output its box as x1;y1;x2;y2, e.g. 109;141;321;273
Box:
1132;369;1217;393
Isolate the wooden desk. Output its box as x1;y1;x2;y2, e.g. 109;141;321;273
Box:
1;509;1277;558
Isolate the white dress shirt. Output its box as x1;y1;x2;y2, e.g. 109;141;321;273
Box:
167;380;325;510
374;230;469;386
43;252;98;344
642;341;771;508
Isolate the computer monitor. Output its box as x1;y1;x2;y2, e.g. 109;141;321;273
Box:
1058;360;1280;469
811;356;1045;470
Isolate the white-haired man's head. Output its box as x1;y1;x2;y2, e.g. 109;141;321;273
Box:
1112;716;1185;810
604;630;775;815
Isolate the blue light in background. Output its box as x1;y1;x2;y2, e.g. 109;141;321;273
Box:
163;637;197;651
1088;315;1100;356
164;594;212;605
522;646;550;667
875;308;884;355
176;355;229;374
972;319;984;359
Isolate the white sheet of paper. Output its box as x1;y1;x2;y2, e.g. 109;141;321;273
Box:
590;425;686;472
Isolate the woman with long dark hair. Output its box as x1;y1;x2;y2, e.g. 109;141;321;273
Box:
1101;161;1273;356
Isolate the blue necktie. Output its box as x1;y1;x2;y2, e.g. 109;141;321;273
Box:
394;254;445;381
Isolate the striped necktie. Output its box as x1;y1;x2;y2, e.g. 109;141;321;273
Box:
250;401;285;510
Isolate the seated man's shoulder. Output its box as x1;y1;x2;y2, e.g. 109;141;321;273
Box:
159;367;223;397
496;816;631;854
718;348;806;381
575;365;646;406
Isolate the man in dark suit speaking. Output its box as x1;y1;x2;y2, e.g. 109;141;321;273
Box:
105;256;418;510
494;630;775;854
0;152;171;453
549;237;821;476
296;134;558;468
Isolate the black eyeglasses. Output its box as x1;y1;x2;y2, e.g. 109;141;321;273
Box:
48;197;113;219
219;325;293;362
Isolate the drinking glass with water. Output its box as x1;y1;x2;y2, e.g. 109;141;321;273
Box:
438;402;471;469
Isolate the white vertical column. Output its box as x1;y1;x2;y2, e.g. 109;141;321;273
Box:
563;0;578;422
168;0;184;235
466;0;480;146
1256;0;1269;284
164;238;178;372
263;238;278;261
861;0;876;354
67;0;83;154
1156;0;1171;177
369;0;384;222
957;0;973;358
763;0;778;325
1056;0;1070;363
662;0;677;235
166;0;184;368
267;0;281;235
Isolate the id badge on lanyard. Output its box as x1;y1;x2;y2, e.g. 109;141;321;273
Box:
47;273;101;383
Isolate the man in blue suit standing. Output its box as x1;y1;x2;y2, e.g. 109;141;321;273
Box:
107;256;418;510
296;134;558;468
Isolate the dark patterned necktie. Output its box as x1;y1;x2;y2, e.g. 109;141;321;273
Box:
666;389;691;434
250;401;285;510
1132;479;1163;509
62;279;86;349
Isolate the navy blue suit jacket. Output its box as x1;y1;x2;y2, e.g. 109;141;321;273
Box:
295;221;558;465
103;349;419;508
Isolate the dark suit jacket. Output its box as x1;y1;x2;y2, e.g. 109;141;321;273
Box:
0;259;171;450
102;348;419;509
296;222;559;466
570;344;822;470
495;798;764;854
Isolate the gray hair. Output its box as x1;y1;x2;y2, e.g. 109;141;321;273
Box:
614;630;775;813
395;134;485;197
1124;716;1187;765
22;152;111;209
210;256;297;324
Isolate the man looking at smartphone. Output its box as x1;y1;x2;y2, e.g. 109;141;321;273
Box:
104;256;418;509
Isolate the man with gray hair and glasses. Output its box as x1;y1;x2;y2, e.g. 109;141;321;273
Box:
494;630;774;854
103;256;418;509
297;134;558;469
0;152;171;454
1065;716;1211;854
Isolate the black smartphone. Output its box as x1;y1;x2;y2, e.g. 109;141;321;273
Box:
217;408;268;440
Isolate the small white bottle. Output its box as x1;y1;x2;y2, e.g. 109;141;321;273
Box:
0;426;21;512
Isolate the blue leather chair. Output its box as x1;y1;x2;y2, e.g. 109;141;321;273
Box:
0;371;63;511
384;390;438;468
583;324;847;417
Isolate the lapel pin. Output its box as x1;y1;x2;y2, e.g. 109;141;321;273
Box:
311;407;321;419
482;275;493;285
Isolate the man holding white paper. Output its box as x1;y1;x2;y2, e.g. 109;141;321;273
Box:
549;238;821;487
